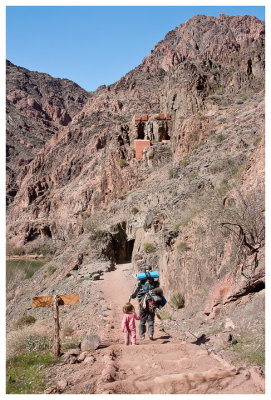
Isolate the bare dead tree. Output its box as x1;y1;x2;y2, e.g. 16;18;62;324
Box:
219;189;265;278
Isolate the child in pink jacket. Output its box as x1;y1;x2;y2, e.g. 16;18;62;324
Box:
121;303;141;345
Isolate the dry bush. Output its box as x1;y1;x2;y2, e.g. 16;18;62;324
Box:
44;264;57;277
6;268;26;291
203;187;265;277
119;158;127;168
170;292;185;309
219;190;264;277
15;287;31;299
131;206;139;215
6;323;53;359
176;241;190;252
143;242;156;254
60;325;74;339
14;315;36;330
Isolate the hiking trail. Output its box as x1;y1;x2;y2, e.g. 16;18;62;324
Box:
57;263;264;394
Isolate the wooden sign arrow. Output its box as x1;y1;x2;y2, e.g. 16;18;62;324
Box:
32;293;79;308
32;293;79;357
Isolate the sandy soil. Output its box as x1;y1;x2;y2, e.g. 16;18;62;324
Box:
53;263;265;394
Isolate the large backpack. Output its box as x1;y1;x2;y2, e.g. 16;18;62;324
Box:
136;271;159;298
139;291;167;311
136;271;166;310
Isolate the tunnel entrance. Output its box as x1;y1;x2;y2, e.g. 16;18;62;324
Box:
112;222;135;263
124;239;135;262
137;122;145;139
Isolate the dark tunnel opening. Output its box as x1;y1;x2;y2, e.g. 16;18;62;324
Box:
250;281;265;293
112;222;135;263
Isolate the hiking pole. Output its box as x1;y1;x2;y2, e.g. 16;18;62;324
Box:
128;281;138;303
186;329;210;352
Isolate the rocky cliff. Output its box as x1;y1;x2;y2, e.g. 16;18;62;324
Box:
6;60;90;205
6;14;265;366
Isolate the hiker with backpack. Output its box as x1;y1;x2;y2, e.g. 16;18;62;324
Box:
121;302;141;345
130;267;165;341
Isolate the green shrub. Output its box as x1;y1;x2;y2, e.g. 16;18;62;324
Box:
143;242;156;254
216;133;225;143
117;190;127;200
25;335;52;352
193;140;205;150
156;310;173;320
119;158;127;168
215;88;223;95
35;247;52;256
180;159;189;167
232;342;265;367
233;163;246;181
131;206;139;215
14;315;36;330
89;229;106;241
6;351;55;394
188;172;198;183
11;246;25;256
7;259;47;282
242;93;250;101
61;338;80;351
168;167;174;178
174;223;181;231
253;137;261;147
170;292;185;309
217;182;231;196
44;264;57;277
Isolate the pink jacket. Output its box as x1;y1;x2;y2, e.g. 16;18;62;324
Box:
121;312;141;331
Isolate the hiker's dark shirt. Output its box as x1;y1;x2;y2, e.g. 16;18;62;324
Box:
131;279;158;299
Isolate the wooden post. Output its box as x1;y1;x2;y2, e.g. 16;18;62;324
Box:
32;293;79;357
52;295;61;357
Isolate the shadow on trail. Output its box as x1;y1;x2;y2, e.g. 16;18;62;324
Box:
158;335;171;340
191;335;210;346
149;335;171;344
98;344;110;349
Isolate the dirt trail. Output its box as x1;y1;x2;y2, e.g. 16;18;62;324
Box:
95;263;264;394
59;263;264;394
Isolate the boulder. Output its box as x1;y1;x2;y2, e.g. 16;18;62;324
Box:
80;334;101;352
77;351;89;362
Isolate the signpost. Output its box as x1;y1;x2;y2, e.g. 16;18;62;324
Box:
32;293;79;357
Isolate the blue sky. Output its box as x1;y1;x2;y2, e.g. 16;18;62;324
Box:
6;5;265;92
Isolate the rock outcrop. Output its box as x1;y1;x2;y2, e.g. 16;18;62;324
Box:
6;60;90;204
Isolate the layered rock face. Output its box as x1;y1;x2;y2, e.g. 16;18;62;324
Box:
6;14;265;350
6;61;90;204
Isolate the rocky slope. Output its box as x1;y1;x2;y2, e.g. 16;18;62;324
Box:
6;13;265;380
6;60;90;204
